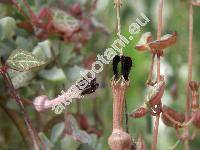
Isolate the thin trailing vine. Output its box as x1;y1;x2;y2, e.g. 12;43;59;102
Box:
151;0;164;150
0;59;41;150
183;0;194;149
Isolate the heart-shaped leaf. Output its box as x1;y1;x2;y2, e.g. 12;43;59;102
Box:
32;40;52;60
8;70;35;89
7;49;46;71
0;17;16;40
50;122;65;143
72;130;92;144
52;9;79;32
65;114;91;144
39;66;67;83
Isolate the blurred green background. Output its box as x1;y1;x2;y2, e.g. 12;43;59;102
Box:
0;0;199;149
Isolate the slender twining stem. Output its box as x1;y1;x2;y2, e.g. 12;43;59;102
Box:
152;115;160;150
187;0;193;117
1;71;41;150
151;0;163;150
156;0;163;82
146;53;156;85
115;0;123;56
183;1;193;149
22;0;38;21
11;0;29;19
116;3;121;36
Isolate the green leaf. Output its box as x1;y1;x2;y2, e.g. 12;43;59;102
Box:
61;136;80;150
50;122;65;143
65;114;79;132
72;130;92;144
38;132;54;150
88;134;98;149
52;9;79;31
32;40;53;60
7;49;46;71
15;36;34;50
39;66;67;83
65;65;86;81
59;43;75;66
65;114;92;145
8;70;35;89
0;17;16;40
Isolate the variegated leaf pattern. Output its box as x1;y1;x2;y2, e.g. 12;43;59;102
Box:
7;49;46;71
52;9;79;32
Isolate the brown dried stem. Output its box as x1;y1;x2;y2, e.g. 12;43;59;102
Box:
146;53;156;86
182;1;194;149
115;0;123;55
151;0;163;150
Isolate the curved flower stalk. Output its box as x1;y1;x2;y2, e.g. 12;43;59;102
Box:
33;85;82;112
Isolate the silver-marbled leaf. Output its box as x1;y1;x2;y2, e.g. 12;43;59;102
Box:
7;49;46;71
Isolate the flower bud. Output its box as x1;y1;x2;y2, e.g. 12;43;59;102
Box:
33;95;50;111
